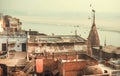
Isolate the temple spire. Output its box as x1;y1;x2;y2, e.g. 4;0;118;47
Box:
87;9;100;56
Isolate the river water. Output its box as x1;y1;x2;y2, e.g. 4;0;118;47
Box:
22;22;120;47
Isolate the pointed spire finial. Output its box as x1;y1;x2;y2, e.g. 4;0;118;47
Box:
92;9;95;26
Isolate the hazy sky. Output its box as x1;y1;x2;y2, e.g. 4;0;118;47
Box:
0;0;120;13
0;0;120;29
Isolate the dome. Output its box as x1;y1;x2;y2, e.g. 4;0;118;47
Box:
83;65;103;75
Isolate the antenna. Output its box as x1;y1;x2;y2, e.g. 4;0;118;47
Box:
75;29;77;36
104;36;106;46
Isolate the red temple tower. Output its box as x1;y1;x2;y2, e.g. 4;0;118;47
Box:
87;9;100;56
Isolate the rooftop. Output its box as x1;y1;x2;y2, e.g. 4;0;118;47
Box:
93;45;120;54
28;35;86;43
103;45;120;54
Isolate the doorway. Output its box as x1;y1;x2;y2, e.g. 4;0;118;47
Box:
2;43;6;51
22;43;26;52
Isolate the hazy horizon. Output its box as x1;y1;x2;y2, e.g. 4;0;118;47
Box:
0;0;120;46
0;0;120;31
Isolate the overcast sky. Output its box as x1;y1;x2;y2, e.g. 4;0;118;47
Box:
0;0;120;13
0;0;120;29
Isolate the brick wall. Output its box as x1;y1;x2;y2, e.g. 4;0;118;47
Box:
59;60;98;76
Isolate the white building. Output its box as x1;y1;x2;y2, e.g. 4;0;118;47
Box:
0;14;27;52
0;34;27;52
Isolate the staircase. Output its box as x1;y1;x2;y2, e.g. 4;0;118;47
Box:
22;61;35;75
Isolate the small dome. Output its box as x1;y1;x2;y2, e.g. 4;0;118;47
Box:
83;65;103;75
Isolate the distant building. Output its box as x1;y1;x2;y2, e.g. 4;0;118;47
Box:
1;15;22;33
93;45;120;60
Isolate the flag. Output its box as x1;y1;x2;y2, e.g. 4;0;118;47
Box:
90;4;92;7
92;9;95;12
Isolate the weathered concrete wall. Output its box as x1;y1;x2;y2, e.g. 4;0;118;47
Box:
0;36;26;51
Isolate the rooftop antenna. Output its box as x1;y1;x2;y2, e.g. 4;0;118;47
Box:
75;29;77;36
104;36;106;47
74;25;78;36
